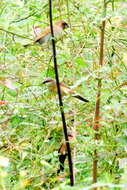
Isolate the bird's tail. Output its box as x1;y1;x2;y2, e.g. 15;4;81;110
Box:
57;153;67;174
23;43;32;47
72;94;89;102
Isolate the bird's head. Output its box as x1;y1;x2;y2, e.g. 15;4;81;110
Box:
62;21;69;29
55;20;69;30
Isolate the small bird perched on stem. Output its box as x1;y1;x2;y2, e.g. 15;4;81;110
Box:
57;132;75;174
42;78;89;102
24;20;69;47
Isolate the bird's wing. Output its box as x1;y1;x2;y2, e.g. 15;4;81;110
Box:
60;82;73;95
34;27;51;42
59;142;67;155
57;142;67;173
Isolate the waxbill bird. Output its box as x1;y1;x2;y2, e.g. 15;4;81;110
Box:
24;20;69;47
42;78;89;103
57;132;75;174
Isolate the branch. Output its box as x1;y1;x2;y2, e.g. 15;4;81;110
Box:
49;0;74;186
0;27;32;40
11;11;38;24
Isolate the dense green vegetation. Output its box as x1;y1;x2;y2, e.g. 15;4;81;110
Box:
0;0;127;189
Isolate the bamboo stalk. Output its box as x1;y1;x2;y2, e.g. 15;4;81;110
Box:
92;0;107;188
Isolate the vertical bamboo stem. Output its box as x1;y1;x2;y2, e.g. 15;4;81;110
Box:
92;0;107;188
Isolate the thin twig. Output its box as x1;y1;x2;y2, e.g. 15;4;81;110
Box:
0;27;32;40
49;0;74;186
11;11;38;24
58;0;62;19
66;0;71;28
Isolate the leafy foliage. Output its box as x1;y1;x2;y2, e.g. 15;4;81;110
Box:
0;0;127;189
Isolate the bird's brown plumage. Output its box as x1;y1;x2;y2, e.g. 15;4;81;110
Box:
24;20;69;47
57;132;75;174
43;78;89;102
